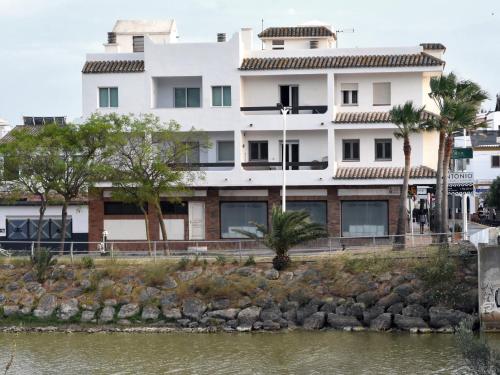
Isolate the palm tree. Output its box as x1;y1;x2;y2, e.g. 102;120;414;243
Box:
235;206;327;270
390;101;425;247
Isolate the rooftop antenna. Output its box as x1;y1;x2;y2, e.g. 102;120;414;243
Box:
335;28;355;48
261;18;264;50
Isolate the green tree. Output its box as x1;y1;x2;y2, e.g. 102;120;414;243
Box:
235;206;327;270
108;114;208;254
486;176;500;209
390;101;425;247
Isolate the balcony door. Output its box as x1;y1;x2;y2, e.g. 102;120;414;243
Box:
279;141;299;170
280;85;299;114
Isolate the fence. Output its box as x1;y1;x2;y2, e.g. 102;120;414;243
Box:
0;232;467;260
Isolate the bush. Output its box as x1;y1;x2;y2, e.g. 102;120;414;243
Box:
31;248;57;282
176;257;190;271
143;263;169;287
244;256;256;266
81;256;94;269
215;255;226;266
272;254;290;271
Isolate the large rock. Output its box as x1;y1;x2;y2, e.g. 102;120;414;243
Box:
57;299;79;321
393;283;414;298
162;307;182;320
356;291;378;308
262;320;281;331
370;313;392;331
387;303;404;315
394;314;428;330
349;302;366;320
260;305;282;322
139;287;161;303
237;306;262;326
5;282;20;292
327;313;362;329
406;292;428;306
176;268;202;282
81;310;95;322
264;269;279;280
3;305;19;317
402;304;428;319
237;296;252;309
118;303;140;319
33;294;57;319
211;298;230;310
207;308;240;320
296;302;319;324
429;307;470;328
303;312;326;330
160;292;178;307
363;306;385;325
99;306;115;323
25;282;46;298
163;276;178;289
182;298;207;320
376;293;402;309
141;305;160;320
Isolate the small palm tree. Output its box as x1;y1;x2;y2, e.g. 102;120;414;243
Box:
390;101;425;247
236;206;327;270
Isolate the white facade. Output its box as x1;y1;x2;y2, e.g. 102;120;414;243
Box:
82;21;444;189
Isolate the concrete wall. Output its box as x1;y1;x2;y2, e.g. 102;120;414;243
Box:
479;245;500;331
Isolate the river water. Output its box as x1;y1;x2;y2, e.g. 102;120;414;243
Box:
0;331;488;374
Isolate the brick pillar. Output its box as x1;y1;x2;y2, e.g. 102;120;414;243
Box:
88;188;104;249
328;186;341;236
206;188;219;240
388;194;400;235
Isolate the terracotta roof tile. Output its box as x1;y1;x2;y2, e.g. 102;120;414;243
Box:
334;111;438;124
82;60;145;74
258;26;335;38
335;166;436;179
420;43;446;51
0;125;43;143
240;53;444;71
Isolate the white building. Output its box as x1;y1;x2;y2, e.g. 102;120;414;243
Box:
81;20;444;244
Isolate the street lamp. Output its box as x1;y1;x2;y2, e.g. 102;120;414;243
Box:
277;103;290;212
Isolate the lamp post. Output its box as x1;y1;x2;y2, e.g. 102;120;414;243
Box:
277;103;290;212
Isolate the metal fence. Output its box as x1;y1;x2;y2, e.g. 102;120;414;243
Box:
0;232;467;260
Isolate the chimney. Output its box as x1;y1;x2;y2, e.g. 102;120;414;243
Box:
217;33;226;42
107;32;116;44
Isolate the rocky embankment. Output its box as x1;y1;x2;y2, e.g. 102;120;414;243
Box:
0;253;479;333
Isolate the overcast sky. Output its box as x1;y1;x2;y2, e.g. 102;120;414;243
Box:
0;0;498;125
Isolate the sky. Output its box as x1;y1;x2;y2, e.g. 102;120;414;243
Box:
0;0;499;125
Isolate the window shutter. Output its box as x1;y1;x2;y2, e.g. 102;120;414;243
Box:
373;82;391;105
341;83;358;91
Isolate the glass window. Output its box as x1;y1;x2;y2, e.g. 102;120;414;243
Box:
373;82;391;106
287;201;327;225
341;201;388;237
272;40;284;50
222;86;231;106
375;139;392;160
109;88;118;107
342;139;360;161
99;87;118;108
221;202;267;238
217;141;234;162
104;202;147;215
341;83;358;105
249;141;268;161
187;88;200;107
174;88;186;108
492;155;500;168
160;201;188;215
212;86;231;107
174;88;200;108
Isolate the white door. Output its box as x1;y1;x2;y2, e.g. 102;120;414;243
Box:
189;202;205;240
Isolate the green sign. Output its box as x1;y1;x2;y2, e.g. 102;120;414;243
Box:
452;148;473;159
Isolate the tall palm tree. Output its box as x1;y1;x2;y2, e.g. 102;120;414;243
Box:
235;206;327;270
390;101;425;247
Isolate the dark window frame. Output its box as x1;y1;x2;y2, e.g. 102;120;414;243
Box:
342;139;360;161
160;201;188;215
104;202;148;215
374;138;392;161
248;140;269;161
492;155;500;168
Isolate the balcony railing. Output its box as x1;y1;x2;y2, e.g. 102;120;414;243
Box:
170;162;235;171
240;106;328;114
242;161;328;171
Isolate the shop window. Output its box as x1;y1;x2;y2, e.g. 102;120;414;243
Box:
341;201;388;237
220;202;267;238
287;201;327;225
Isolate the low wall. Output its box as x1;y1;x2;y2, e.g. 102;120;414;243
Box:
479;245;500;331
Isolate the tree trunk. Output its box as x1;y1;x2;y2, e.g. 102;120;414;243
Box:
433;130;445;238
441;134;454;245
156;201;169;255
36;196;47;252
395;137;411;248
141;206;152;256
59;200;68;254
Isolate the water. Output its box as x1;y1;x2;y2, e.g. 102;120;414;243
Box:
0;331;483;374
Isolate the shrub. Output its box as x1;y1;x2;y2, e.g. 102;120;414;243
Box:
176;257;190;271
81;256;94;269
215;255;226;266
231;258;239;266
192;254;201;266
143;263;169;287
31;248;57;282
244;256;256;266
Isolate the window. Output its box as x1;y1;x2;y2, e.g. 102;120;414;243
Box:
272;40;284;50
212;86;231;107
220;202;267;238
249;141;268;161
104;202;147;215
160;201;188;215
341;83;358;105
99;87;118;108
217;141;234;162
132;36;144;52
7;218;72;240
287;201;327;225
174;88;201;108
375;139;392;160
342;139;360;161
341;201;388;237
492;155;500;168
373;82;391;106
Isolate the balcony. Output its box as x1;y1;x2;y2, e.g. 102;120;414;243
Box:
240;105;327;115
242;161;327;171
151;76;202;109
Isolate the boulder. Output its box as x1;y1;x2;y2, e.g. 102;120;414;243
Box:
163;276;178;289
237;296;252;309
160;292;178;308
303;312;326;330
211;298;230;310
226;319;238;329
319;302;337;314
99;306;115;323
402;304;428;319
237;306;262;326
118;303;140;319
22;272;35;283
394;314;428;330
455;289;479;314
280;272;294;282
97;279;114;290
263;320;281;331
264;269;279;280
260;306;282;322
327;314;362;329
3;305;19;317
177;319;191;327
139;287;161;303
80;310;95;322
176;268;202;282
64;287;83;298
387;303;404;315
5;282;19;292
141;305;160;320
349;302;366;320
57;299;79;321
393;283;414;298
363;306;385;325
283;308;297;323
236;267;256;277
356;291;378;308
162;307;182;320
207;308;240;320
377;293;402;309
104;299;117;307
296;302;319;324
370;313;392;331
429;307;470;328
406;292;427;306
252;321;264;330
182;298;207;320
33;294;57;319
